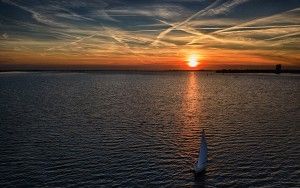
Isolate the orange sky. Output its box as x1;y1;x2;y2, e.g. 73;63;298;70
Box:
0;0;299;70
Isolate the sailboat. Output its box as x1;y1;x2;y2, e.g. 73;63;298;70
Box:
194;129;208;174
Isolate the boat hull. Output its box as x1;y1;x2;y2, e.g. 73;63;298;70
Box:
194;162;207;174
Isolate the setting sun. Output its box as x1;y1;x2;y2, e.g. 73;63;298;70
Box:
187;54;200;68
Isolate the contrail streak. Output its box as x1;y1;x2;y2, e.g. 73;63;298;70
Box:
151;0;251;46
157;19;223;43
151;0;222;46
189;7;300;45
265;32;300;41
102;27;154;64
46;32;99;51
211;8;300;35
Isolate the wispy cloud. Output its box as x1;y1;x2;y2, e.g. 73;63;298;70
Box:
151;0;252;46
2;33;8;39
151;0;222;46
46;32;99;51
0;0;299;69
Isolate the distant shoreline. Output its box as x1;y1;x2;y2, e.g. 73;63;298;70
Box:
0;69;299;74
215;69;300;74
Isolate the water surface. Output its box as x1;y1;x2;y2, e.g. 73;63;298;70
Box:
0;71;299;187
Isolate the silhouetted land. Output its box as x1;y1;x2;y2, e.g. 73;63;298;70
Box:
214;64;300;74
215;69;300;74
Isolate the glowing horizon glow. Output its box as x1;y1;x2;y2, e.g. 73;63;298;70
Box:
187;54;200;68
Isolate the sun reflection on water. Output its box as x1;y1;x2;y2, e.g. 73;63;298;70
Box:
178;72;203;162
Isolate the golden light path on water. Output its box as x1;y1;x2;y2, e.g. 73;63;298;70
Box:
177;72;203;171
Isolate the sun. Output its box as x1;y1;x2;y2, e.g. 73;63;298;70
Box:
187;54;200;68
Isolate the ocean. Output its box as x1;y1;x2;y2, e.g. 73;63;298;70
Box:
0;71;299;187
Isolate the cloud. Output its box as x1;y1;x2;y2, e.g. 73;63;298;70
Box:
265;32;300;41
151;0;222;46
211;7;300;35
105;4;187;20
46;32;99;51
90;10;119;22
204;0;250;16
187;7;300;48
0;0;299;68
2;33;8;39
2;0;68;28
151;0;252;46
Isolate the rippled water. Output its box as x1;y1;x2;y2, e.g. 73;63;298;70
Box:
0;71;299;187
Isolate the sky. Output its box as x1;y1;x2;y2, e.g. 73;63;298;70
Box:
0;0;299;70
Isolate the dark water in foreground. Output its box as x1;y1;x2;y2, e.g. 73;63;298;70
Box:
0;71;299;187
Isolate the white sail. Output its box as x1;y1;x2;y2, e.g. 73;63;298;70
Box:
195;129;207;173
